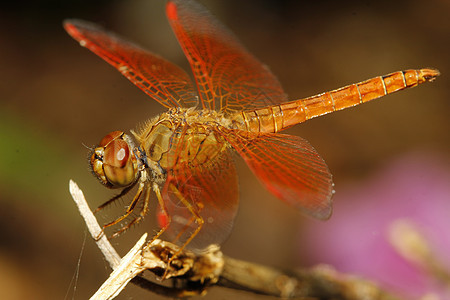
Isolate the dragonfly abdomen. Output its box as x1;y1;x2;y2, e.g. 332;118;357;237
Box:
234;68;439;133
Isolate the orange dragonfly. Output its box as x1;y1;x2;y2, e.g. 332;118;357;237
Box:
64;0;439;252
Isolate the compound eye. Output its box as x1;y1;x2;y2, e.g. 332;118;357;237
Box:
98;130;123;147
103;139;138;187
90;131;138;188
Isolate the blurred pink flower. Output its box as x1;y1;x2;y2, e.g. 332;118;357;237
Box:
300;152;450;298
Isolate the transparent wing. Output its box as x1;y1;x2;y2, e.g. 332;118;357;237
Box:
64;19;198;108
161;144;239;252
166;0;288;114
224;129;333;220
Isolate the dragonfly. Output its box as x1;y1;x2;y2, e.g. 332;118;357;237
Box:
64;0;439;252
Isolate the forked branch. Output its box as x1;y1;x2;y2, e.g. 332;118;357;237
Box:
69;180;400;300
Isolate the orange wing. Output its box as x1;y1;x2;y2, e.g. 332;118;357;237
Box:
63;19;198;108
161;145;239;252
224;129;333;220
166;0;288;114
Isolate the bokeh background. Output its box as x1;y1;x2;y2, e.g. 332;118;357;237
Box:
0;0;448;299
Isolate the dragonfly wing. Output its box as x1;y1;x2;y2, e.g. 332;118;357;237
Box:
225;129;333;220
166;0;288;113
64;19;198;108
160;146;239;252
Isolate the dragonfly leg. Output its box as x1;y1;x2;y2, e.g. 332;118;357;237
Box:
160;183;204;279
172;205;202;244
148;183;171;244
109;185;151;238
94;180;137;213
95;175;146;240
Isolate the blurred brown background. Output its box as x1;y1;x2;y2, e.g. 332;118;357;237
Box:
0;0;448;299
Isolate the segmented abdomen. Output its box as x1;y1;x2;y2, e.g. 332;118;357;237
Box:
233;68;439;133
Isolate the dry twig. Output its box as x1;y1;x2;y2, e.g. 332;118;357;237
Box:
69;179;401;299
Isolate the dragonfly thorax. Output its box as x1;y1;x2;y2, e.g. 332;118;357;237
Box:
133;108;230;171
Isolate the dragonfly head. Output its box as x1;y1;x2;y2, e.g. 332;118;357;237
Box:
90;131;139;188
